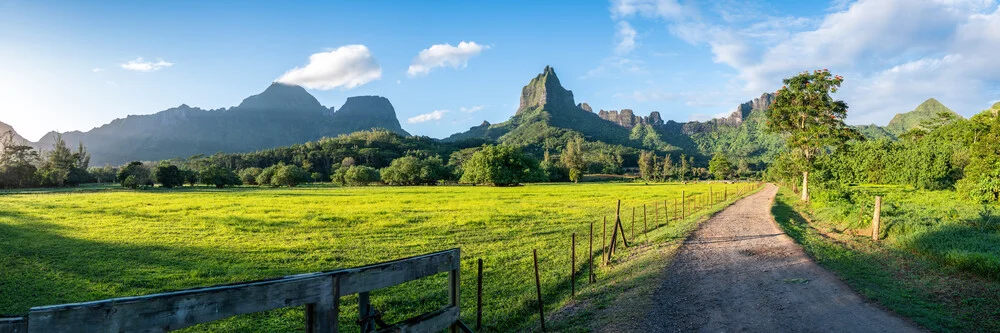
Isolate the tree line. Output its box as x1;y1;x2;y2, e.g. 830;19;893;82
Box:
762;69;1000;203
1;126;757;190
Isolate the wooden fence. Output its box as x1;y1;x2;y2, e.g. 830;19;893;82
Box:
0;249;469;333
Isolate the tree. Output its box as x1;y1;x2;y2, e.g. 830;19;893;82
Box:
183;169;199;186
88;165;117;184
460;145;543;186
257;164;279;186
117;161;151;189
560;137;586;181
678;154;690;181
238;167;263;185
271;164;310;187
344;165;379;186
380;156;449;185
661;154;674;181
638;151;655;181
708;152;733;180
32;136;92;187
0;131;39;189
311;172;324;183
539;149;570;182
200;165;241;188
767;69;859;201
155;164;185;188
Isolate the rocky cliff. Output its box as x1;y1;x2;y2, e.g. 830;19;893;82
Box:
597;109;664;128
517;66;577;114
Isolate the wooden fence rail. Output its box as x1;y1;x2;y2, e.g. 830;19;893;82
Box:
0;249;468;333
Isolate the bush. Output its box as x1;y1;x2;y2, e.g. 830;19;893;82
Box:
311;172;324;183
200;165;241;188
155;165;185;188
238;167;263;186
460;145;543;186
344;165;379;186
380;156;450;186
183;169;199;186
117;161;152;189
256;165;279;186
271;165;310;187
122;175;139;189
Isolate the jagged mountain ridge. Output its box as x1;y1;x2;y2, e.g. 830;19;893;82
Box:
31;83;408;165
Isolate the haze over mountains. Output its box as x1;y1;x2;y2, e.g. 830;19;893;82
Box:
1;66;965;166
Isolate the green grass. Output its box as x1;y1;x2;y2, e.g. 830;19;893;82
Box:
809;185;1000;278
0;182;753;332
772;187;1000;332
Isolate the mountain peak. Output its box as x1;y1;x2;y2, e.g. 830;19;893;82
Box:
237;82;324;111
886;97;960;135
517;66;576;115
916;98;946;111
331;96;409;136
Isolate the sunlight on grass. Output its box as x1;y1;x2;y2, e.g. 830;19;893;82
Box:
0;182;750;332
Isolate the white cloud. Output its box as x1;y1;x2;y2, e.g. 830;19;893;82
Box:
408;110;448;124
614;0;1000;123
611;0;685;20
460;105;485;113
92;68;102;73
407;41;489;77
120;57;173;72
276;45;381;90
615;21;638;54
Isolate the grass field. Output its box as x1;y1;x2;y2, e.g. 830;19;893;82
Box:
0;182;753;332
772;187;1000;332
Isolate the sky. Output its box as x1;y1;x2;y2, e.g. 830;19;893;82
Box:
2;0;999;141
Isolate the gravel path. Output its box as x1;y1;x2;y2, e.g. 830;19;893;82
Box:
645;184;921;332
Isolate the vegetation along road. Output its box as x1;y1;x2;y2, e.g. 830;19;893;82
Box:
644;184;920;332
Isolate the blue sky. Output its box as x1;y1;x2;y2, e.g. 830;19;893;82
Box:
2;0;999;141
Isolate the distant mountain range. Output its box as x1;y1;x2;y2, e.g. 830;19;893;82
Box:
5;83;407;165
1;67;968;166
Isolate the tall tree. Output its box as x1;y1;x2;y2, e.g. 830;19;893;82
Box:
638;150;655;181
767;69;859;201
560;137;586;182
708;152;733;180
661;154;674;181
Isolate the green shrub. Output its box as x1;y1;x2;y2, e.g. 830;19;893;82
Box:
344;165;379;186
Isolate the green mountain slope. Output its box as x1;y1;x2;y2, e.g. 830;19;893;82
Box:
885;98;962;135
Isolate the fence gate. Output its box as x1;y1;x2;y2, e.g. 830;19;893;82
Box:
0;248;471;333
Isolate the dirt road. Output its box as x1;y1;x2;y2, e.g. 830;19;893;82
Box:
645;184;921;332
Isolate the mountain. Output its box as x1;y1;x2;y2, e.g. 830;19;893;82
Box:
0;121;32;146
33;83;408;165
446;66;788;166
885;98;962;135
445;66;634;148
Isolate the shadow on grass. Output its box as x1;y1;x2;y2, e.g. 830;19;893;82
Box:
769;189;1000;333
0;209;306;316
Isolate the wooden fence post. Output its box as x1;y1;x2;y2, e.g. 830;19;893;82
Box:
663;200;668;224
533;249;545;332
602;216;607;265
589;221;595;283
449;255;461;333
681;191;686;219
477;258;483;331
359;292;373;333
631;206;636;240
654;202;660;228
872;196;882;241
643;204;648;234
571;233;576;298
